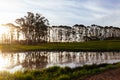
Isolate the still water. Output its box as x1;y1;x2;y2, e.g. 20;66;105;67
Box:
0;51;120;72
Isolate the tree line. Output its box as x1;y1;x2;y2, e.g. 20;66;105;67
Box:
49;24;120;42
1;12;120;44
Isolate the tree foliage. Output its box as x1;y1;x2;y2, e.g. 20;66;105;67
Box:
15;12;49;44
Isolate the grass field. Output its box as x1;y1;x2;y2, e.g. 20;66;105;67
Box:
0;62;120;80
0;40;120;52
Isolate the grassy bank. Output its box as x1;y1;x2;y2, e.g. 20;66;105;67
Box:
0;40;120;52
0;62;120;80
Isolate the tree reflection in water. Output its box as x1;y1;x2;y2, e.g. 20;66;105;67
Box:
0;51;120;72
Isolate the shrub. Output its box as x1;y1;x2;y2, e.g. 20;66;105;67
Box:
57;75;70;80
44;66;60;73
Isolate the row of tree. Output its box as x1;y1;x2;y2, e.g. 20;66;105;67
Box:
1;12;120;44
48;24;120;42
1;12;49;44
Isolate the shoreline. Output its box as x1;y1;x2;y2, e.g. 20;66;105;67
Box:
0;62;119;80
2;49;120;53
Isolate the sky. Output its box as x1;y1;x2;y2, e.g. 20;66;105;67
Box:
0;0;120;27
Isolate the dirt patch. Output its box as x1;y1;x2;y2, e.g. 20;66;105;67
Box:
83;68;120;80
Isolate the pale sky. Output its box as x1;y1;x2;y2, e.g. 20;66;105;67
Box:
0;0;120;27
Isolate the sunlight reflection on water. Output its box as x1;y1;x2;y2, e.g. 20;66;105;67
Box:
0;51;120;72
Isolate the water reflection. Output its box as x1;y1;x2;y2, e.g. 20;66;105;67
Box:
0;51;120;72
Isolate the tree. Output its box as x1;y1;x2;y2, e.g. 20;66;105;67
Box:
2;23;19;44
15;12;49;44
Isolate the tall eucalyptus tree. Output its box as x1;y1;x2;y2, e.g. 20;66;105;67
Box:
15;12;49;44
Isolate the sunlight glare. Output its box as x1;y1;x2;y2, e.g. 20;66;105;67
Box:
0;54;9;71
0;25;9;34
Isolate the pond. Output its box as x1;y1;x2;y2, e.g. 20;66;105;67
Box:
0;51;120;72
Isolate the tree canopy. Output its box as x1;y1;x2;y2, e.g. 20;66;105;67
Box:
15;12;49;44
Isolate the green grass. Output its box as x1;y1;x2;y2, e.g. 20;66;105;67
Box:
0;40;120;52
0;63;120;80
